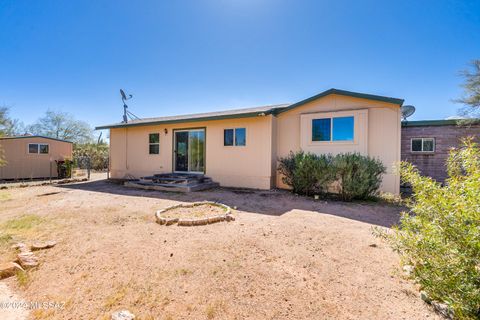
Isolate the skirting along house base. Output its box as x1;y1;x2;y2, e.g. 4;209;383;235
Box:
97;88;403;194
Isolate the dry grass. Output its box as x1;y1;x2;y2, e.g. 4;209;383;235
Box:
103;286;128;309
16;270;31;288
1;214;44;231
0;233;13;246
174;268;192;276
31;309;56;319
0;214;48;263
205;300;226;319
0;190;10;201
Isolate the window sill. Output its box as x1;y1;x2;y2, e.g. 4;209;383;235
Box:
308;140;356;146
410;151;435;154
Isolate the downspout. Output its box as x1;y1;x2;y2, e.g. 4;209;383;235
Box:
125;127;128;171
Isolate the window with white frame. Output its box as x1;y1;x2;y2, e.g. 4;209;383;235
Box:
411;138;435;152
28;143;49;154
312;116;354;142
224;128;246;146
149;133;160;154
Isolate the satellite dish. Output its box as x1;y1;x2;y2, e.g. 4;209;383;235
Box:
401;105;416;121
119;89;139;123
120;89;132;102
120;89;127;101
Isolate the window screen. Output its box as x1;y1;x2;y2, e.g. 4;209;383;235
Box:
224;129;234;146
39;144;49;154
28;144;39;154
423;139;434;152
312;118;331;141
412;138;435;152
149;133;160;154
411;139;423;151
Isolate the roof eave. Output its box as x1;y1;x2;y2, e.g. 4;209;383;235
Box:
0;135;73;143
95;109;278;130
402;119;480;127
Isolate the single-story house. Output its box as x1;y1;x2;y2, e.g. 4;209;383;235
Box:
0;135;73;180
401;119;480;183
96;89;403;194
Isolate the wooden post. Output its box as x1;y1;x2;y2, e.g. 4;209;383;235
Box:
87;157;91;180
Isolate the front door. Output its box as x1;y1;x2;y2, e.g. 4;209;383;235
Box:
174;129;205;173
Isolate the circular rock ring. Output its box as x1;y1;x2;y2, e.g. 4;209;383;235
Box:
155;201;234;226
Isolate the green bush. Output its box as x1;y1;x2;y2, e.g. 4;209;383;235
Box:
278;151;335;196
333;153;386;201
277;151;299;192
278;151;385;200
390;140;480;319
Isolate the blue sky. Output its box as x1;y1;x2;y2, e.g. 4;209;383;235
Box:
1;0;479;130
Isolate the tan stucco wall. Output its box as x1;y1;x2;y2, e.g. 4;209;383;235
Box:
0;137;73;180
108;93;401;194
275;94;401;194
109;115;275;189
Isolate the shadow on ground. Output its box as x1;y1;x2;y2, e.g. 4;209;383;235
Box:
58;179;403;228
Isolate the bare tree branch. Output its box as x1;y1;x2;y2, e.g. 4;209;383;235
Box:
27;110;93;143
456;59;480;117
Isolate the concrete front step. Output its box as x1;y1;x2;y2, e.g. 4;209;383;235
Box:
132;173;219;192
125;180;220;192
140;173;210;185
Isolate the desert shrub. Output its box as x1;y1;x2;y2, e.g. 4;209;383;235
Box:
73;142;109;171
277;151;298;190
278;151;335;196
278;151;384;200
390;140;480;319
56;159;73;178
332;153;386;201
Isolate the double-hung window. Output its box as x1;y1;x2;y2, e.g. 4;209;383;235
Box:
28;143;49;154
149;133;160;154
224;128;246;146
411;138;435;152
312;116;354;142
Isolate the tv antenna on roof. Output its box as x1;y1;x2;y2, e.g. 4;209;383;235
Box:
120;89;140;123
401;105;416;121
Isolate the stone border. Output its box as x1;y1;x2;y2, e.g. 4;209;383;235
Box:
155;201;234;226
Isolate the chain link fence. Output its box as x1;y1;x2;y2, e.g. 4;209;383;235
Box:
71;155;109;179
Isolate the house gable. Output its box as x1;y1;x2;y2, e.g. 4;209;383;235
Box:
273;88;403;116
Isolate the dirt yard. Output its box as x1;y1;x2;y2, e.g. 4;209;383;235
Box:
0;176;439;320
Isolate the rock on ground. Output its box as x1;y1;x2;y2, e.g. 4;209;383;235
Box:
31;241;57;251
16;252;39;269
0;262;24;280
111;310;135;320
